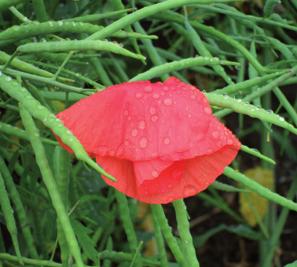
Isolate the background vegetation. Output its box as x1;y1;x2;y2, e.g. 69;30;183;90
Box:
0;0;297;266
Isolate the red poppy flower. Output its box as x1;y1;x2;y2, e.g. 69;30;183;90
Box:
56;77;240;204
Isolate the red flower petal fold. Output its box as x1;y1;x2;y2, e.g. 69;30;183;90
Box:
56;77;241;204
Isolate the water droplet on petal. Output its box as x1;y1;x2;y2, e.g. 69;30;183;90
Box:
204;107;212;114
163;137;170;145
144;85;152;92
227;139;233;145
212;131;219;139
184;185;197;196
163;98;172;106
191;94;196;99
124;110;129;116
138;120;146;130
164;196;173;203
163;86;169;91
135;92;142;99
149;107;156;115
151;115;158;122
153;93;159;99
152;170;158;178
139;137;148;148
131;129;138;137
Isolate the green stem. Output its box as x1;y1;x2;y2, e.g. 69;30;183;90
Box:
19;105;84;267
151;205;185;266
173;200;200;267
114;191;142;267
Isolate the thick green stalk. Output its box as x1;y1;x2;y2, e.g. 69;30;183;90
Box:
173;200;200;267
115;191;142;267
19;105;84;267
151;205;185;266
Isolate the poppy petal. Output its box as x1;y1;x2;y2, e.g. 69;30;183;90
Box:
56;77;241;204
133;159;173;184
97;141;239;204
96;156;137;197
57;77;214;161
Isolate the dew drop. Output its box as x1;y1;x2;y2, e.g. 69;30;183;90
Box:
188;114;192;118
131;129;138;137
149;107;156;115
151;115;158;122
123;110;129;116
163;86;169;91
227;139;233;145
144;85;152;92
152;170;158;178
212;131;219;139
204;107;212;114
163;137;170;145
163;98;172;106
191;94;196;99
138;120;146;130
153;93;159;99
139;137;148;148
135;92;142;99
184;185;197;196
164;196;173;203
